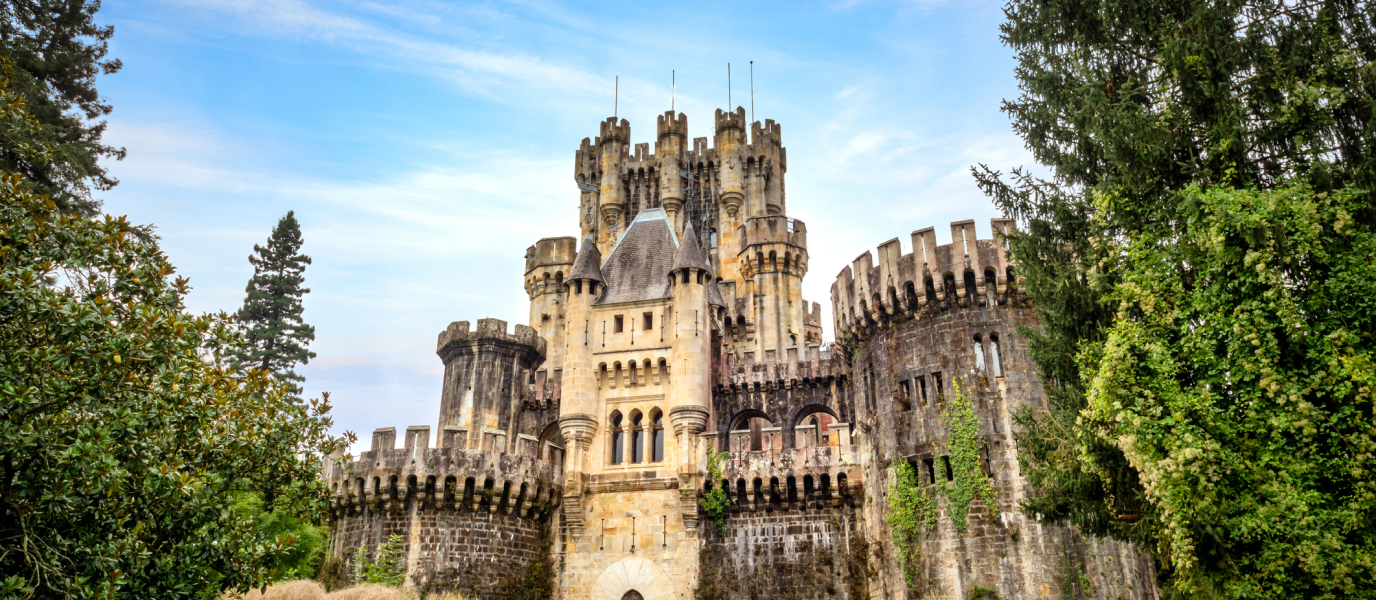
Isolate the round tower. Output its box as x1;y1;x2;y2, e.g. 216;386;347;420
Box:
713;107;747;218
656;111;688;226
667;223;712;478
435;319;547;449
524;236;577;396
737;215;809;360
597;117;630;251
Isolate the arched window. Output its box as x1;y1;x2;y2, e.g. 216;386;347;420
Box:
989;333;1004;377
610;412;624;465
651;410;665;462
622;591;644;600
809;416;820;446
974;334;987;372
630;411;644;464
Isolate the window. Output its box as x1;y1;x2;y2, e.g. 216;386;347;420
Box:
631;412;644;463
974;335;987;372
610;412;624;464
652;410;664;462
809;416;820;445
990;334;1004;377
614;315;624;333
918;377;929;407
943;455;954;481
897;378;912;410
643;312;653;330
933;372;944;402
922;458;936;485
789;334;797;346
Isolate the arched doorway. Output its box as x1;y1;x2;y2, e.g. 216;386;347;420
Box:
622;592;644;600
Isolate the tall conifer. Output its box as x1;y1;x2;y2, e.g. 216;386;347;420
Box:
232;211;316;394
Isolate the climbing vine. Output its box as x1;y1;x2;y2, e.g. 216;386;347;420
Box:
940;380;1000;531
699;441;730;534
885;380;1001;588
885;458;935;587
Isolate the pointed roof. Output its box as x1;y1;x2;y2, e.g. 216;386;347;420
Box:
705;276;726;308
568;235;604;283
598;209;677;304
671;223;712;273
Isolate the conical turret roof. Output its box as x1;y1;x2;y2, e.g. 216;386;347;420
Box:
671;223;712;274
568;235;604;283
705;276;726;308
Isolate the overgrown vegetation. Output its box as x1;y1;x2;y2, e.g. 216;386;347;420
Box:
232;493;329;581
886;381;999;588
976;1;1376;597
699;441;730;534
349;535;407;588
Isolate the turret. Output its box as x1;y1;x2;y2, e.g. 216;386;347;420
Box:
656;112;688;225
738;215;810;359
525;236;577;387
598;117;630;250
556;236;603;537
435;319;546;449
714;107;747;218
575;137;600;241
667;223;712;481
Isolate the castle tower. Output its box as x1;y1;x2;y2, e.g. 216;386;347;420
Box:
667;223;712;490
556;236;603;541
596;118;630;253
323;319;564;599
656;112;687;225
525;236;577;401
829;220;1157;600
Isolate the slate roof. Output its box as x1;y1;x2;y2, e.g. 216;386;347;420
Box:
670;222;712;273
568;235;604;283
597;209;678;305
705;276;726;308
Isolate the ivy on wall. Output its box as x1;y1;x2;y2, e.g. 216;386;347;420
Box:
885;380;1000;587
699;441;730;534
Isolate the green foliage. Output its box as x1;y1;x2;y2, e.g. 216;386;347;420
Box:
0;0;125;215
699;441;730;534
885;458;934;587
886;383;999;588
0;66;347;599
495;525;556;600
349;534;407;588
975;1;1376;597
230;211;316;396
968;585;1001;600
230;493;329;581
1080;183;1376;597
939;381;1000;531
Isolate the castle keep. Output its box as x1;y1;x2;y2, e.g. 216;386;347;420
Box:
323;110;1160;599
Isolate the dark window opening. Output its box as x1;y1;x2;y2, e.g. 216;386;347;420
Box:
933;372;945;402
643;312;653;330
610;413;624;465
918;377;929;407
922;458;936;485
943;456;954;481
614;315;624;333
631;412;644;463
651;411;664;462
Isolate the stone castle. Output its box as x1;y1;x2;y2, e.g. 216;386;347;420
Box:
322;109;1160;599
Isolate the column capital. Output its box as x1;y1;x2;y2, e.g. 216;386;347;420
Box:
668;405;710;435
558;413;599;450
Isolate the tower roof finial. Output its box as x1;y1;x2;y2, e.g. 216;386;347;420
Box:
569;235;605;284
671;223;711;274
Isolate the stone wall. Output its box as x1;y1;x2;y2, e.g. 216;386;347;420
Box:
697;509;870;600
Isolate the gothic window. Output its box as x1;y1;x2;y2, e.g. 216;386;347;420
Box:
809;416;820;446
974;334;987;372
610;412;624;465
630;411;644;463
651;409;664;462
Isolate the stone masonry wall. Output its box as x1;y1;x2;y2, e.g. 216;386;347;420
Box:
697;509;869;600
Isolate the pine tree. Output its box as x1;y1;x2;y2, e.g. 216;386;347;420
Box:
232;211;317;394
0;0;126;215
974;1;1376;597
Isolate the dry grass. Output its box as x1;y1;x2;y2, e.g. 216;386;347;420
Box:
220;581;424;600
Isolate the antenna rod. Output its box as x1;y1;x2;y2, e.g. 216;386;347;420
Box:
728;63;731;111
672;70;675;113
750;61;754;124
615;76;619;119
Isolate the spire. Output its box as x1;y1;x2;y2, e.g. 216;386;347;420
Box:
568;235;604;283
671;223;712;274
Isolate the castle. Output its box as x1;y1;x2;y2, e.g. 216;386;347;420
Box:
323;110;1160;599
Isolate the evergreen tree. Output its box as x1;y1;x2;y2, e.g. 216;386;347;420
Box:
974;1;1376;597
232;212;317;394
0;0;125;216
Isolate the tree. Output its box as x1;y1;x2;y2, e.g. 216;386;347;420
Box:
0;59;349;599
973;1;1376;597
0;0;124;216
231;212;317;396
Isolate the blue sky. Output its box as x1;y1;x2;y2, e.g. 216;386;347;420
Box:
98;0;1037;447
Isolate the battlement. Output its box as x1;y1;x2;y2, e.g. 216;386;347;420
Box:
738;215;807;250
830;218;1021;336
436;318;546;360
750;119;782;146
599;117;630;144
323;438;564;520
714;345;847;389
715;107;747;133
657;111;688;139
525;236;576;274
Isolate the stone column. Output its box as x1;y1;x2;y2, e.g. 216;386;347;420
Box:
558;413;598;541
